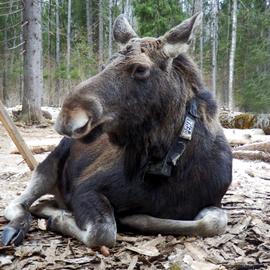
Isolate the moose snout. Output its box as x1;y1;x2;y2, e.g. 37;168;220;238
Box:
55;109;93;138
55;97;104;139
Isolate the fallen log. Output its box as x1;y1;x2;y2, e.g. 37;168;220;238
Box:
225;136;251;146
234;141;270;153
245;169;270;181
10;138;61;155
219;111;270;135
233;150;270;163
11;144;56;155
223;128;270;146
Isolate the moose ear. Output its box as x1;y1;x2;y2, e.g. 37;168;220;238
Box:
161;12;203;58
113;14;138;45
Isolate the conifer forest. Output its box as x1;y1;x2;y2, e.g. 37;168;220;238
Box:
0;0;269;124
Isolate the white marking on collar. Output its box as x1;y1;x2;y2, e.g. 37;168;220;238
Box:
180;115;195;140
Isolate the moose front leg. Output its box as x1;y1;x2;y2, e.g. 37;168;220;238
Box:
119;207;227;237
30;191;117;248
2;138;71;246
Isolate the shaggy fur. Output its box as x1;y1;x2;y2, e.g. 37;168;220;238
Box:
2;13;232;247
53;48;232;226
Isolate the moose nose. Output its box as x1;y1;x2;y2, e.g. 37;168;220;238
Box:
54;110;92;139
55;96;104;138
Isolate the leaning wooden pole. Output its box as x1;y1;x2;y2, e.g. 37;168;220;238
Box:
0;100;38;170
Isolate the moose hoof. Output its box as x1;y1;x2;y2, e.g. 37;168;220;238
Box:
46;216;55;231
46;210;69;233
2;226;25;246
1;215;32;246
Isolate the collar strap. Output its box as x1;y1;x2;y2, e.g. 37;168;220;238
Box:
146;98;198;177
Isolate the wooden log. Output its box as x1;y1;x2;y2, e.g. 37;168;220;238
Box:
226;137;251;146
219;111;270;135
223;128;270;146
233;150;270;163
219;111;256;129
234;141;270;153
223;129;251;146
11;144;56;155
245;169;270;181
0;100;38;170
10;138;61;155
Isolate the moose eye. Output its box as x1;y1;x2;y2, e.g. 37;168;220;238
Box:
130;63;151;80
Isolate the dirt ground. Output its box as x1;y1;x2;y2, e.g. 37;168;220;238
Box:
0;114;270;269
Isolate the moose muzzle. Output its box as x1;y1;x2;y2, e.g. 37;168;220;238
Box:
54;97;104;139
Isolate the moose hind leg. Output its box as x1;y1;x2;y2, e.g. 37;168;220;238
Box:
2;138;71;246
194;207;228;236
119;207;227;237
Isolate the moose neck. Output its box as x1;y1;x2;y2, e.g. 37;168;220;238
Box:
123;97;188;181
123;55;205;180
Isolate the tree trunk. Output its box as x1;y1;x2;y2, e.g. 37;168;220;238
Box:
0;77;3;103
199;0;203;73
98;0;104;70
2;23;8;104
211;0;218;98
191;0;203;68
221;0;232;107
86;0;93;50
21;0;43;124
2;4;9;105
55;0;60;106
2;0;19;105
228;0;237;111
67;0;72;85
48;0;52;105
19;6;24;104
124;0;135;28
124;0;130;18
108;0;113;59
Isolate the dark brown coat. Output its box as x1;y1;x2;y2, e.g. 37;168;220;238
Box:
2;13;232;248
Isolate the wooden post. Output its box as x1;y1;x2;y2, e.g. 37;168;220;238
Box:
0;100;38;170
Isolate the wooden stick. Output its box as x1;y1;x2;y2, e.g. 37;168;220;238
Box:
0;100;38;170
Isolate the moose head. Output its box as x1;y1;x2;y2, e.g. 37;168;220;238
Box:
55;13;203;157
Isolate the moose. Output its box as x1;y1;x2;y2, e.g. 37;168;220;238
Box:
2;13;232;248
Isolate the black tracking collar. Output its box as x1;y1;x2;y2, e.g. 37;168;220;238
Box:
146;98;198;177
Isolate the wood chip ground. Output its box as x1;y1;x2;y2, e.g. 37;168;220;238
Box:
0;123;269;270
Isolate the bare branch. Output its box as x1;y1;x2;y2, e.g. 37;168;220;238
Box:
8;40;25;50
0;8;23;16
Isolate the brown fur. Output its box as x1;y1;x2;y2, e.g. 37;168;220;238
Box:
2;14;232;248
78;135;121;182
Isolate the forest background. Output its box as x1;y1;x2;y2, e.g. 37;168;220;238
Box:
0;0;269;124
